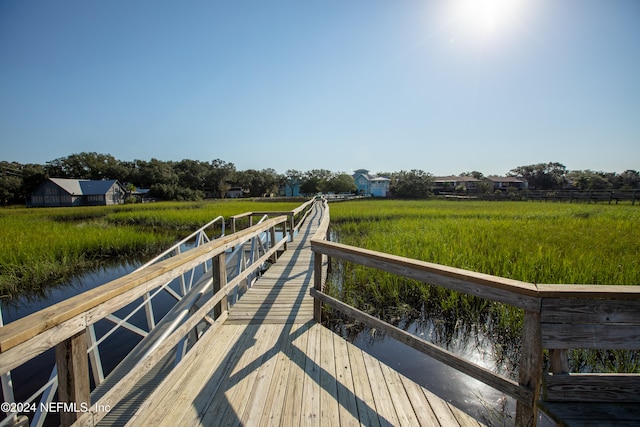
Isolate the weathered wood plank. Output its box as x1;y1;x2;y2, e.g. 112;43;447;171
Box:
378;361;420;426
361;351;399;427
126;323;244;426
257;324;302;427
201;323;278;425
281;324;310;426
56;331;90;427
420;387;462;427
239;324;285;426
331;333;360;427
541;298;640;324
301;322;321;426
538;401;640;426
397;375;440;427
345;338;382;427
543;373;640;402
537;284;640;299
318;325;340;426
516;310;542;427
541;323;640;349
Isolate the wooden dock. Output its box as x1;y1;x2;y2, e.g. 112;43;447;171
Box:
119;203;484;426
3;200;640;427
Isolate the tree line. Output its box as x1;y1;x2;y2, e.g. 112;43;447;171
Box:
0;153;359;205
0;154;638;206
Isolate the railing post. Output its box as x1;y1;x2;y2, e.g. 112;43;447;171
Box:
549;349;568;374
516;310;542;427
55;330;90;427
325;226;332;274
213;252;228;319
313;251;324;322
269;226;278;263
289;213;295;242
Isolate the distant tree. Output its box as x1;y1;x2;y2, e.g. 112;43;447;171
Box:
615;170;640;189
175;159;210;193
306;169;333;182
42;152;124;180
509;162;567;190
135;158;179;188
325;173;356;194
390;170;433;198
207;159;236;198
568;170;611;190
300;176;321;195
235;169;279;197
149;183;203;201
477;180;492;194
21;163;47;199
460;171;484;180
0;162;23;205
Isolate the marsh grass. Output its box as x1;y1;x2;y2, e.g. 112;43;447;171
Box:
325;199;640;374
0;200;302;298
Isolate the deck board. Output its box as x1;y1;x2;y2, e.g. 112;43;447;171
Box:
117;203;485;427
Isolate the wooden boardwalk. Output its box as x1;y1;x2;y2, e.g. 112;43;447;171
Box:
119;203;484;427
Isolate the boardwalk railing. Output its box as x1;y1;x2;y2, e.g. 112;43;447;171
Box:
230;199;315;238
310;208;640;426
0;201;315;427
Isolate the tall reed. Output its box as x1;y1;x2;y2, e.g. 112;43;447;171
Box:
0;200;303;298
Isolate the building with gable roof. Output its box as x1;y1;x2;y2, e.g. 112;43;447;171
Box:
352;169;390;197
28;178;127;207
484;176;528;191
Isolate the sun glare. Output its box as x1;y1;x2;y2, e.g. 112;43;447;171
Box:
450;0;529;43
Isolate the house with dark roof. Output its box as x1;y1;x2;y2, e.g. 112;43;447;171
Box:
352;169;390;197
484;176;528;191
28;178;127;207
433;176;482;193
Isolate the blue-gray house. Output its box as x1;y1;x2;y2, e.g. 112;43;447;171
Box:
352;169;390;197
28;178;127;207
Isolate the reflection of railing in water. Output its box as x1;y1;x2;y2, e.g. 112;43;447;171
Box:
309;200;640;426
0;200;315;427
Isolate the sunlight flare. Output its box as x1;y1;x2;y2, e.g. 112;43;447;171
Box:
450;0;530;42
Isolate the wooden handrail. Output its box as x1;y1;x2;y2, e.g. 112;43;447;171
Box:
537;284;640;299
311;239;541;310
229;199;315;235
309;225;640;427
0;215;288;357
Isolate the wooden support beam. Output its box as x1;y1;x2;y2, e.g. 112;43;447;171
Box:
313;253;323;322
55;330;90;427
516;310;542;427
289;213;295;242
269;226;278;263
213;252;228;319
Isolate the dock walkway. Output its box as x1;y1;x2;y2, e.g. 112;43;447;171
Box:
119;203;484;426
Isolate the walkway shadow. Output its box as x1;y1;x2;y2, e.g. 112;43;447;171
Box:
186;202;393;425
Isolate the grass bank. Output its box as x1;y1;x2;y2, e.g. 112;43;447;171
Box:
0;199;302;299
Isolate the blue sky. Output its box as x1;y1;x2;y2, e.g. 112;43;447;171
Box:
1;0;638;176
